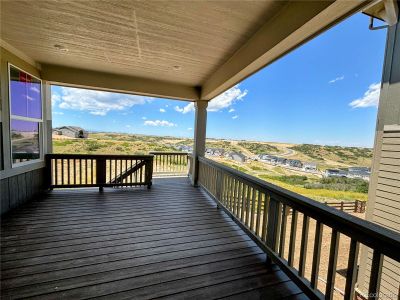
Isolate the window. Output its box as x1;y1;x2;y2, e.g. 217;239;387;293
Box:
9;64;42;165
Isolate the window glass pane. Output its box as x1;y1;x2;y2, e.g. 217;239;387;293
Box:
11;119;40;164
10;66;42;119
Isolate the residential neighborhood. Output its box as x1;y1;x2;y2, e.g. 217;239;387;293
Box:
325;167;371;181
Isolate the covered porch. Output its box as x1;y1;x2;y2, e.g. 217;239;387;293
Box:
1;1;400;299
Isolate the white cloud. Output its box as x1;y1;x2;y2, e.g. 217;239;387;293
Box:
349;83;380;108
125;125;131;128
56;87;150;116
51;94;60;106
142;116;147;120
174;85;247;114
329;75;345;84
187;127;193;131
174;103;194;114
228;108;235;113
159;108;166;113
144;120;177;127
30;86;41;93
232;115;238;119
53;111;64;115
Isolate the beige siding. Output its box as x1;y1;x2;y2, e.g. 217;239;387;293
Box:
361;129;400;299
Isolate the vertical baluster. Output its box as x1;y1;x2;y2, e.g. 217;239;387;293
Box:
108;160;111;183
89;159;92;184
311;221;323;289
113;159;116;184
61;158;65;185
261;193;269;242
73;159;76;185
288;209;298;266
299;215;310;277
237;181;242;217
279;204;288;256
135;160;138;183
233;179;238;216
368;250;383;300
85;159;88;184
240;183;246;222
344;239;360;300
256;191;262;237
245;186;251;226
54;159;58;186
140;160;144;183
250;188;256;231
228;177;233;211
119;159;122;184
326;229;340;300
79;159;82;185
67;159;70;185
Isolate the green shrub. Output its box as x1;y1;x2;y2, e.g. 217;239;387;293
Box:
238;142;280;154
304;177;368;193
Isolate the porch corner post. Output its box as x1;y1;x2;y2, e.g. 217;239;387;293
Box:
43;81;53;154
191;100;208;186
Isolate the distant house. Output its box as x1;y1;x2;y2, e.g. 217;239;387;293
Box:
53;126;88;138
276;157;287;165
286;159;302;168
206;148;225;156
324;169;348;178
303;162;317;171
348;167;371;173
176;145;193;153
347;167;371;181
229;151;246;163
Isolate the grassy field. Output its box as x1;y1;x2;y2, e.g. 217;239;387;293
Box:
53;132;371;202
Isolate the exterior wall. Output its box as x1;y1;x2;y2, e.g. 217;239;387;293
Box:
1;168;45;215
357;17;400;299
0;46;50;215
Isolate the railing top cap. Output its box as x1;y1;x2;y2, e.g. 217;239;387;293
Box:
46;154;154;158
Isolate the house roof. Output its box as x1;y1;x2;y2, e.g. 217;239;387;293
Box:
1;0;369;101
57;126;86;132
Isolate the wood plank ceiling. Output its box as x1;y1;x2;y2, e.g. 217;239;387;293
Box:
1;0;286;86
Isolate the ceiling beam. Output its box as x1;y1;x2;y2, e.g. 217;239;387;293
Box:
41;64;200;101
201;0;370;100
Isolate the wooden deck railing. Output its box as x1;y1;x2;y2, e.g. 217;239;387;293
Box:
324;200;366;213
150;152;189;176
46;154;153;190
197;156;400;300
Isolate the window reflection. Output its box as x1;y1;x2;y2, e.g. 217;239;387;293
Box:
10;67;42;119
11;120;40;163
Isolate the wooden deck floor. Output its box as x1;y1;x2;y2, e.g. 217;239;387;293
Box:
1;177;307;300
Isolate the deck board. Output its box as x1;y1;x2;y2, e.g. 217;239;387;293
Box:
1;177;306;300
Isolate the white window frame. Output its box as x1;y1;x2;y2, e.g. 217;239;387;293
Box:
8;63;44;168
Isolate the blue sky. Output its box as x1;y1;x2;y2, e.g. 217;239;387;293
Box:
52;13;387;148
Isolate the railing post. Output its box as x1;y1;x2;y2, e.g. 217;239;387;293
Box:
146;157;154;189
96;158;106;192
266;196;281;264
45;154;52;190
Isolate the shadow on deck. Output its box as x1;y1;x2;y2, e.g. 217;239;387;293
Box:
1;177;307;299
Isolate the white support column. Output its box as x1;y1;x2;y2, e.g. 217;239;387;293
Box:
191;100;208;186
43;81;53;154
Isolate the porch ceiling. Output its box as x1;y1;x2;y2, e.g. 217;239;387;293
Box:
1;0;369;101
